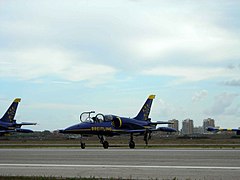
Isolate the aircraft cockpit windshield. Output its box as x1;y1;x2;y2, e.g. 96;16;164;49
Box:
80;111;115;123
80;111;95;123
104;115;114;121
94;113;105;123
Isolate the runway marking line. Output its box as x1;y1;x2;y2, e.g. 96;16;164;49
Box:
0;164;240;170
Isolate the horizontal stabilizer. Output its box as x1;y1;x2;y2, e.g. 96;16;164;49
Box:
150;121;174;125
17;122;37;126
157;127;177;132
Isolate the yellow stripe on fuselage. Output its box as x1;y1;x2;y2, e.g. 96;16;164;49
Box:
143;126;151;129
67;129;91;132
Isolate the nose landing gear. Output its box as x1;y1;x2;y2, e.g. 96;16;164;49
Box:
129;133;135;149
80;135;86;149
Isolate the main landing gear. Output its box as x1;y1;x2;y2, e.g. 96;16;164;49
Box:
144;130;151;147
129;133;135;149
80;136;86;149
79;132;151;149
80;142;86;149
79;135;109;149
98;135;109;149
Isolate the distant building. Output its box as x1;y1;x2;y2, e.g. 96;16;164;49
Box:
203;118;215;133
168;119;179;133
182;119;194;135
194;126;203;134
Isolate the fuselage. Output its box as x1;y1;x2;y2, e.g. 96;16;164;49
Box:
61;115;155;136
0;121;22;129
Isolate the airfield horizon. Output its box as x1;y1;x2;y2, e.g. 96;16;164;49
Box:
1;133;240;148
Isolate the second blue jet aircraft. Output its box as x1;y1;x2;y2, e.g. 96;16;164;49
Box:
60;95;176;149
0;98;36;136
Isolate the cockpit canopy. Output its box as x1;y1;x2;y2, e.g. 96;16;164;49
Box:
104;115;114;121
79;111;116;123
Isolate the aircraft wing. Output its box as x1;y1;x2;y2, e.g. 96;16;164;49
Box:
0;129;34;133
125;129;146;133
0;130;16;133
15;128;34;133
124;127;176;133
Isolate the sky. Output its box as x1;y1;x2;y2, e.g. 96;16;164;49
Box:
0;0;240;131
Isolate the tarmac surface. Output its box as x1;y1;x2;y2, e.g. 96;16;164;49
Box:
0;148;240;179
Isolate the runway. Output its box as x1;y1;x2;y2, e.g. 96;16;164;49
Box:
0;148;240;179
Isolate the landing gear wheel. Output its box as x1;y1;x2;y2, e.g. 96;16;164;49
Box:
103;141;109;149
129;141;135;149
81;142;86;149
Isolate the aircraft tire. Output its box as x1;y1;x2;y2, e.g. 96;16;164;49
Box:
81;142;86;149
129;141;135;149
103;141;109;149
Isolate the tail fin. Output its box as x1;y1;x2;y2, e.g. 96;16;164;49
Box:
134;95;155;121
0;98;21;123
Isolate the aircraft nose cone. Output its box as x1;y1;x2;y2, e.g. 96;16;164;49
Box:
206;126;215;131
58;129;65;133
59;127;72;133
59;124;82;134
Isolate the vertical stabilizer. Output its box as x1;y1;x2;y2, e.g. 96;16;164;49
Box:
0;98;21;123
134;95;155;121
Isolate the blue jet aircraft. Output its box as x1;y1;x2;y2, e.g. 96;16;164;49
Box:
0;98;36;136
60;95;176;149
207;126;240;135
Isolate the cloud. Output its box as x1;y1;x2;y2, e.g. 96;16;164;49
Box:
0;48;117;85
205;92;239;116
223;79;240;87
121;2;240;64
222;64;240;86
125;24;240;62
152;99;187;120
142;66;238;84
192;90;208;102
0;0;240;86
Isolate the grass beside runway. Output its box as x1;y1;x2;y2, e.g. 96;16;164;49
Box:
0;176;190;180
0;176;124;180
1;134;240;148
